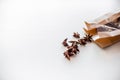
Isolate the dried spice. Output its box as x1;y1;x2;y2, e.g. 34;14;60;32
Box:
105;22;118;28
69;41;79;44
62;38;69;47
73;32;80;38
105;17;120;29
63;42;79;60
78;39;86;45
64;51;70;60
97;26;116;32
62;32;93;60
84;34;93;42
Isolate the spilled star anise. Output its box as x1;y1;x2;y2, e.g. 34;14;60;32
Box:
73;32;80;38
63;41;79;60
78;39;87;45
62;32;93;60
62;38;69;47
83;34;93;42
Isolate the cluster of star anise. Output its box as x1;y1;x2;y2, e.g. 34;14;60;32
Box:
62;32;93;60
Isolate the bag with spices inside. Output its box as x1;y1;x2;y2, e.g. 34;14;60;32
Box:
84;11;120;48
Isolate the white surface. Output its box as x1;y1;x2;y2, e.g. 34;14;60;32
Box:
0;0;120;80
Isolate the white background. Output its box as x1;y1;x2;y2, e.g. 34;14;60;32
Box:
0;0;120;80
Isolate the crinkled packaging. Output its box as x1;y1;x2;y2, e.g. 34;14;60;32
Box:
84;11;120;48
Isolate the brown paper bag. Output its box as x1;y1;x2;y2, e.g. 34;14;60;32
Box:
84;12;120;48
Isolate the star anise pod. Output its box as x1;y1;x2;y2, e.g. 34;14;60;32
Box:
62;38;69;47
84;34;93;42
62;32;93;60
64;48;75;60
67;44;79;53
69;41;79;44
72;44;79;52
72;48;79;54
78;39;86;45
64;51;70;60
63;42;79;60
67;46;73;52
73;32;80;38
105;22;119;29
68;52;75;57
